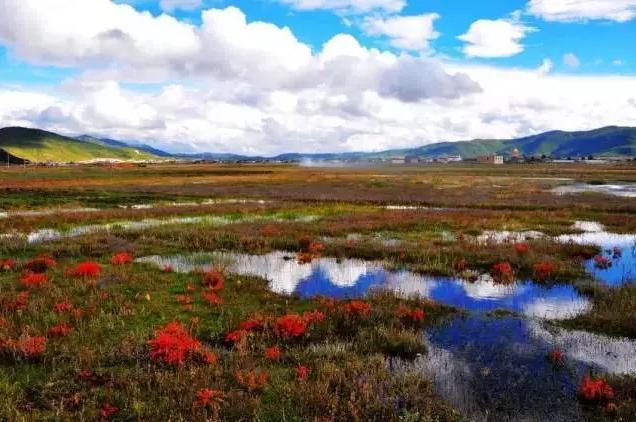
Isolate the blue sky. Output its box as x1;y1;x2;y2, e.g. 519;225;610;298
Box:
0;0;636;154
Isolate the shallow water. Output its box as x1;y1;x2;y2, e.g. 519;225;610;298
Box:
1;214;318;244
394;315;635;422
552;183;636;198
137;251;590;320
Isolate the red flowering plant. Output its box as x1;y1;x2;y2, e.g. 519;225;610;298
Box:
194;388;225;411
110;252;133;266
201;290;224;306
343;300;372;317
578;376;615;404
48;323;73;338
594;255;612;270
3;335;47;360
67;261;102;278
148;321;215;366
295;364;311;381
20;272;48;289
0;259;16;272
238;317;265;332
533;262;555;282
202;270;225;292
302;310;325;325
99;403;120;419
547;348;565;366
273;314;308;339
264;346;282;360
163;264;174;273
224;329;248;346
7;291;30;312
24;255;56;273
514;243;530;255
235;369;268;392
53;300;74;314
490;262;514;284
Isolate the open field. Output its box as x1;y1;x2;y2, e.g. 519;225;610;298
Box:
1;163;635;421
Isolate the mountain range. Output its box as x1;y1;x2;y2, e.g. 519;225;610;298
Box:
1;126;636;164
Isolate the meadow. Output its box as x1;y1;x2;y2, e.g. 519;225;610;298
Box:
0;163;635;421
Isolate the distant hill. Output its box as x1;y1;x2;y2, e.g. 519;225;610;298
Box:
2;125;636;164
77;135;172;157
0;127;159;163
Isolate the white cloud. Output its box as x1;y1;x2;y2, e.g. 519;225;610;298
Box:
458;15;535;58
159;0;202;12
361;14;439;51
563;52;580;68
527;0;636;22
537;58;554;75
275;0;405;14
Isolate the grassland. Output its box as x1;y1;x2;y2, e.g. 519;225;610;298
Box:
0;162;635;420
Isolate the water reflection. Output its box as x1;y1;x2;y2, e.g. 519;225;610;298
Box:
137;251;590;320
552;183;636;198
394;314;635;421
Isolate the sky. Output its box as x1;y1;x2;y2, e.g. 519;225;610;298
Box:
0;0;635;155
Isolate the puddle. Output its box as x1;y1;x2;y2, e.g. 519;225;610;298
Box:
122;198;270;209
1;214;318;245
392;315;635;421
0;207;101;219
552;183;636;198
136;251;590;320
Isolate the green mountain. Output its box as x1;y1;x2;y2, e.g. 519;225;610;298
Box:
0;127;159;163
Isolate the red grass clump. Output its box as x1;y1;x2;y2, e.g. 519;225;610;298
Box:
20;272;48;289
148;321;201;365
202;271;225;292
235;369;268;391
533;262;555;281
264;346;282;360
274;314;308;339
111;252;133;266
343;300;372;317
0;259;16;271
296;364;311;381
578;376;615;403
48;323;73;337
195;388;224;410
67;261;102;278
53;300;74;313
490;262;514;283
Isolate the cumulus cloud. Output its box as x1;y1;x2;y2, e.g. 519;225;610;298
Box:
361;14;439;51
563;52;580;68
536;58;554;75
458;14;535;58
528;0;636;22
275;0;405;14
159;0;202;12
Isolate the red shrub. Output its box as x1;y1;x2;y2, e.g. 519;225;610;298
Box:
235;370;268;391
24;255;56;273
302;310;325;325
296;364;311;381
111;252;133;266
264;346;282;360
195;388;224;409
202;271;225;292
7;291;30;311
274;314;307;339
594;255;612;269
53;300;74;313
533;262;555;281
224;330;248;345
514;243;529;255
490;262;514;283
578;376;615;402
201;290;224;306
0;259;16;271
68;261;102;278
48;324;72;337
148;321;201;365
12;335;47;359
343;300;372;317
238;318;264;332
100;403;120;419
20;272;48;289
